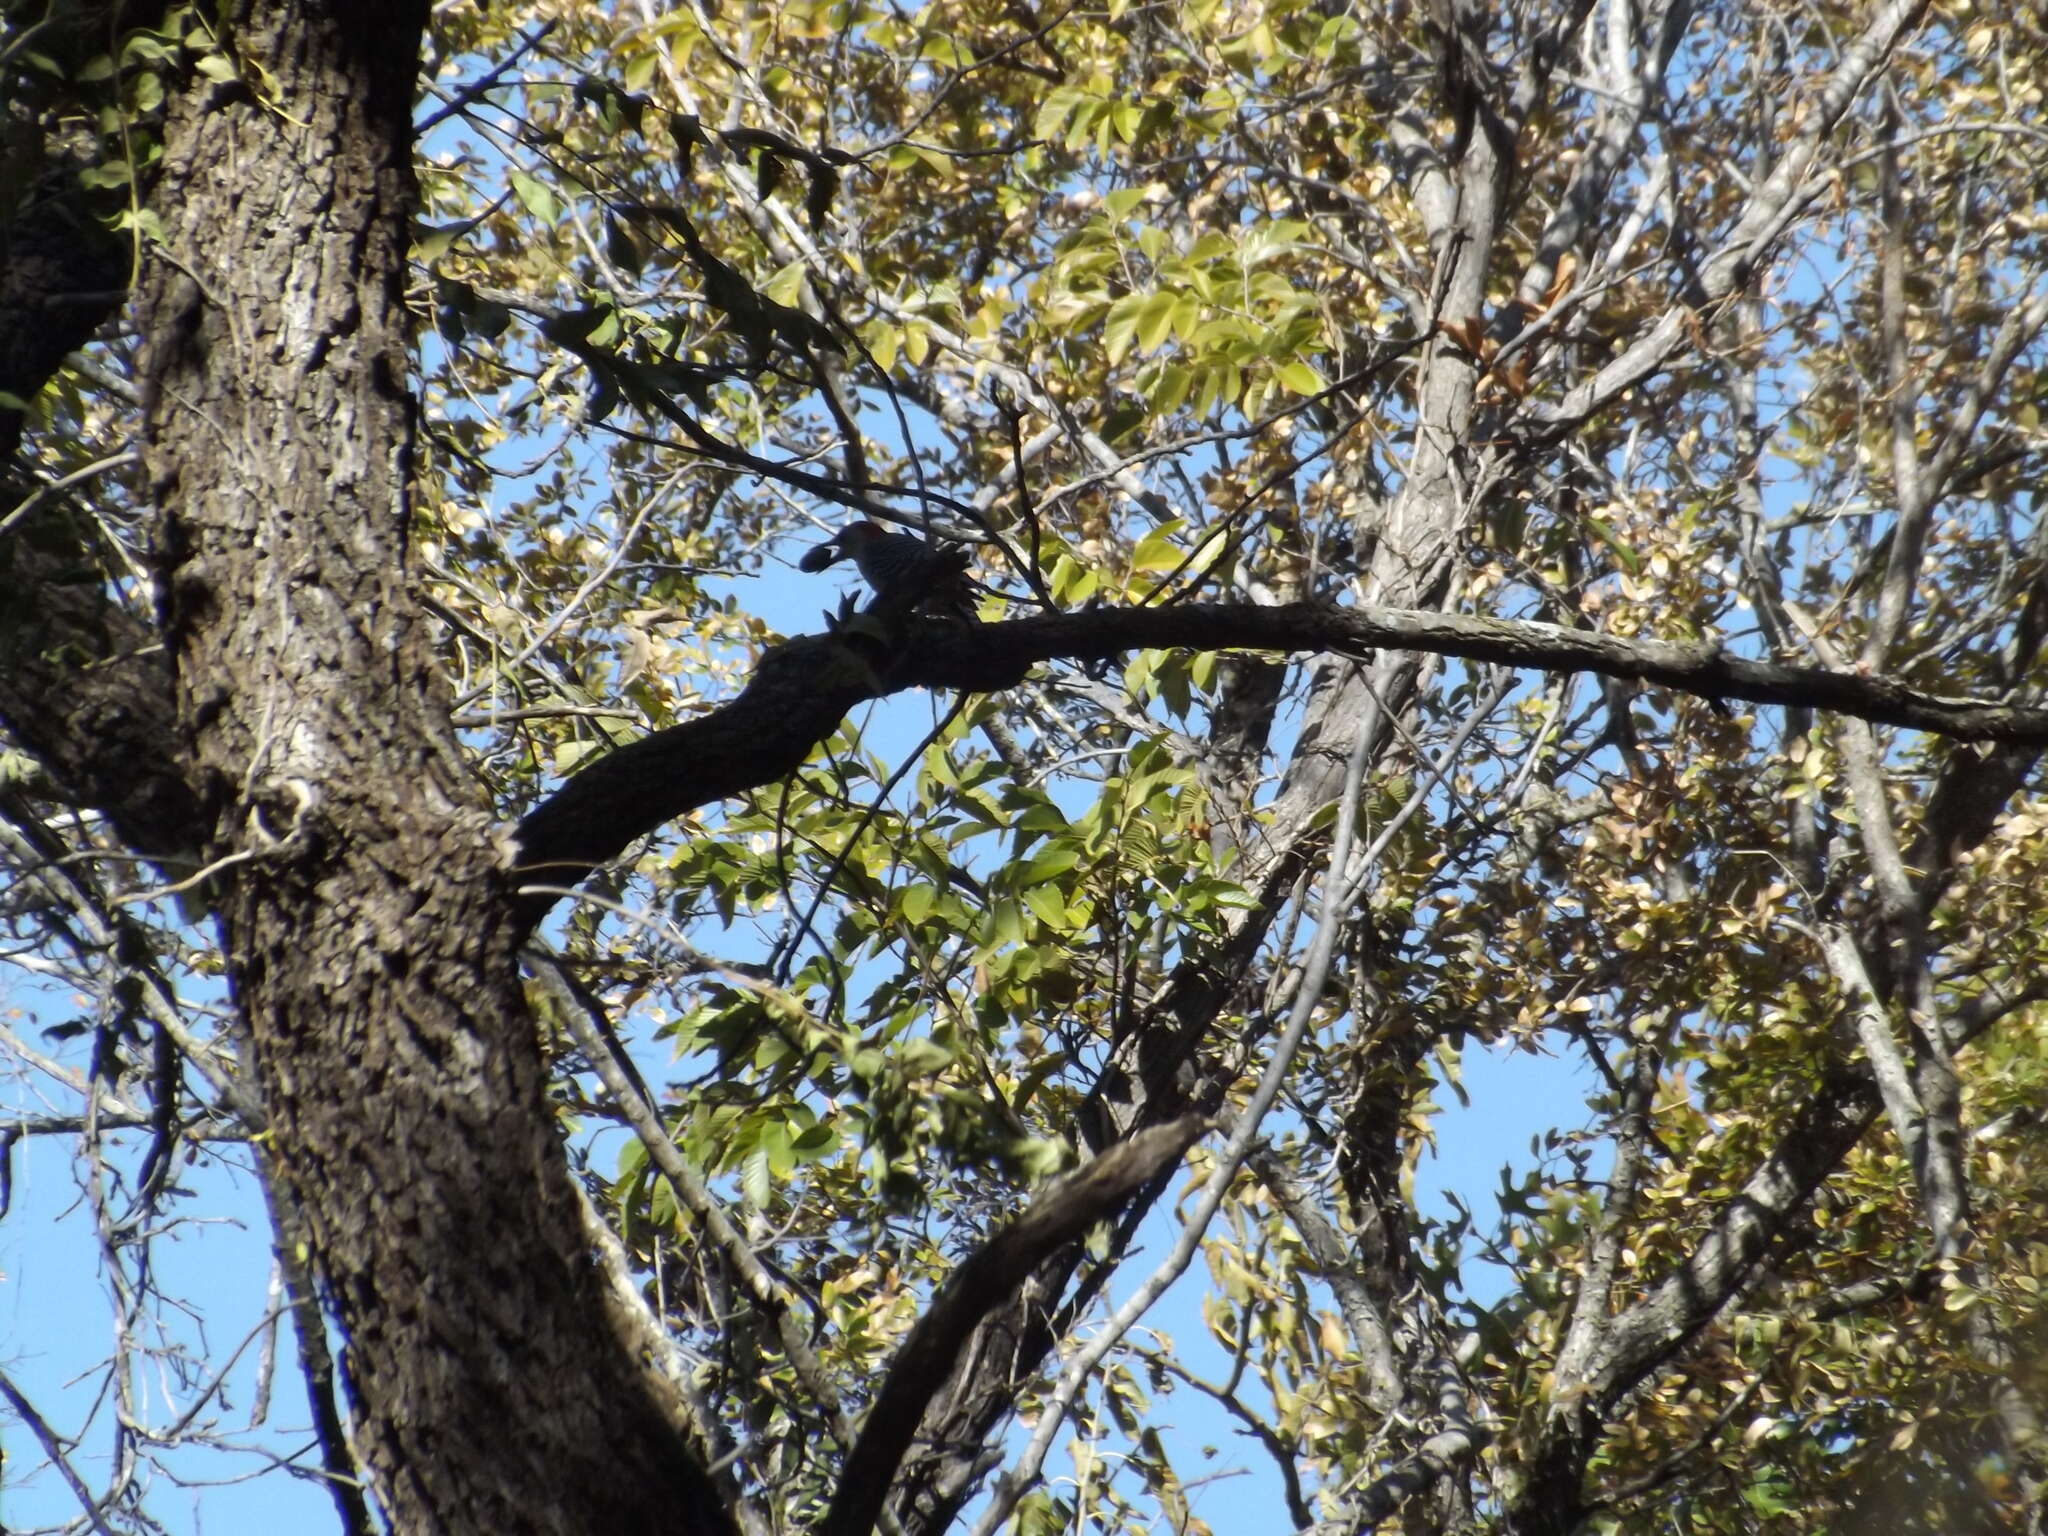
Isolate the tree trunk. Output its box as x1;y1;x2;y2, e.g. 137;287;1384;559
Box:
130;4;730;1530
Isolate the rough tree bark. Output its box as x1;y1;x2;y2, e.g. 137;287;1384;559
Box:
125;4;730;1530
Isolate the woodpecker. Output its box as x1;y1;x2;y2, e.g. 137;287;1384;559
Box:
798;521;978;619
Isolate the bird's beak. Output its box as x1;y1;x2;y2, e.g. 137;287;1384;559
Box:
797;536;845;573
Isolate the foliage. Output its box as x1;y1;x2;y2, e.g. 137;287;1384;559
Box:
5;0;2048;1531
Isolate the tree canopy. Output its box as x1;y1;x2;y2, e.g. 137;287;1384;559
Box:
4;0;2048;1532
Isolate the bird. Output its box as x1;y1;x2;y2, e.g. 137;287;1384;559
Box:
798;521;979;620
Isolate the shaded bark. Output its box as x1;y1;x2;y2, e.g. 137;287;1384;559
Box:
0;0;149;464
0;169;129;464
0;2;194;859
0;506;200;865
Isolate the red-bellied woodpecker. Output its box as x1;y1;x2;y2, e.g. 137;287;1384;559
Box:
798;521;978;619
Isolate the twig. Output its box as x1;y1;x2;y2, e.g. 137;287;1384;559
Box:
414;20;560;134
0;1368;123;1536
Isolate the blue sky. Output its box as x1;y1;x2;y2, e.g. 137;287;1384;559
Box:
1;987;337;1534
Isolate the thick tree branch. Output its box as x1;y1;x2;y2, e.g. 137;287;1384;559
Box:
821;1115;1208;1536
514;599;2048;933
0;512;203;868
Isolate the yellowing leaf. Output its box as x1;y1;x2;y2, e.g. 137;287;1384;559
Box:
1274;358;1325;395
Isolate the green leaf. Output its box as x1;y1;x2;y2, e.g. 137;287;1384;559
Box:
1017;844;1081;884
1135;291;1177;353
762;260;807;306
615;1137;648;1181
900;883;937;925
1050;554;1100;604
791;1122;838;1162
741;1147;771;1208
1130;521;1187;573
986;899;1028;949
1032;87;1079;141
857;318;898;373
761;1118;794;1177
508;170;561;225
1104;294;1143;366
1023;883;1070;928
79;160;133;190
1158;655;1191;716
1102;185;1147;220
